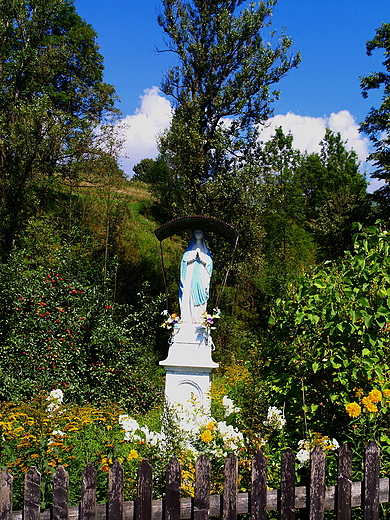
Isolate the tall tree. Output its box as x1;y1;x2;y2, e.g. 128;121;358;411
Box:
254;128;315;291
360;23;390;216
157;0;300;213
299;129;370;259
0;0;118;258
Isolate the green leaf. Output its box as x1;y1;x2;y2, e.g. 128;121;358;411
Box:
312;362;319;373
375;367;384;381
313;280;327;289
355;254;366;269
364;315;373;328
362;348;371;356
330;357;342;369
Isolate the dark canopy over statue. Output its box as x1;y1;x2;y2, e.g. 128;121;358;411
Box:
154;216;239;313
154;215;238;247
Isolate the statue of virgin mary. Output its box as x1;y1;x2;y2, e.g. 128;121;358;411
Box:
179;229;213;323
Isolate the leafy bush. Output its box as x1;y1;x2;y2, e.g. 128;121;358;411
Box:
261;222;390;452
0;249;165;411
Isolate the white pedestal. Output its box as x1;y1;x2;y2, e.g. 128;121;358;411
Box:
159;322;219;411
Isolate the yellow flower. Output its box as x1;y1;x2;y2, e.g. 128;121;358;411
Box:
200;430;213;443
206;421;216;431
362;396;378;413
345;402;362;418
368;389;382;403
383;389;390;398
354;387;365;399
127;449;138;461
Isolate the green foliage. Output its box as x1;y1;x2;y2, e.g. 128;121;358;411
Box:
157;0;300;213
264;222;390;442
0;0;119;258
299;128;370;259
360;23;390;216
0;248;165;411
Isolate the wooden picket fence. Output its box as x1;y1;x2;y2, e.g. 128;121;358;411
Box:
0;440;389;520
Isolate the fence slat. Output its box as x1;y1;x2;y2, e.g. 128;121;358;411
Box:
108;461;124;520
24;466;41;520
136;459;153;520
223;453;238;520
53;465;69;520
165;457;181;520
0;468;13;520
363;440;380;520
81;463;97;520
337;443;351;520
281;448;295;520
251;450;267;520
309;446;325;520
194;455;210;520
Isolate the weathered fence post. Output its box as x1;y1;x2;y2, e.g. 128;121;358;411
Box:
53;465;69;520
363;440;380;520
81;462;97;520
309;446;325;520
24;466;41;520
194;455;210;520
336;443;352;520
136;459;153;520
223;453;238;520
108;461;124;520
251;450;267;520
165;457;181;520
281;448;295;520
0;468;13;520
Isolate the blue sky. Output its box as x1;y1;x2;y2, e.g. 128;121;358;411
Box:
74;0;389;186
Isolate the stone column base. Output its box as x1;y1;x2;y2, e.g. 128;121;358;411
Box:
159;322;219;411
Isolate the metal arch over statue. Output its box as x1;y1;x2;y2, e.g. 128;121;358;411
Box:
154;215;239;318
155;215;239;412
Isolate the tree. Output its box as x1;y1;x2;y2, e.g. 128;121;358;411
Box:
157;0;300;213
360;23;390;215
299;129;370;259
0;0;118;258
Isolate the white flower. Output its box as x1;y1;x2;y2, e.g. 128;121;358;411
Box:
48;429;65;444
331;438;340;450
217;421;244;452
296;448;311;466
52;429;65;436
49;389;64;402
47;389;64;412
119;414;139;433
263;406;286;430
222;396;240;416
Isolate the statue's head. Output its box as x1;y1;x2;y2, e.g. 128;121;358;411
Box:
194;229;204;241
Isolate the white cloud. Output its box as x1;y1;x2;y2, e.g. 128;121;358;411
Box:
258;110;370;165
119;87;172;177
119;95;379;191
